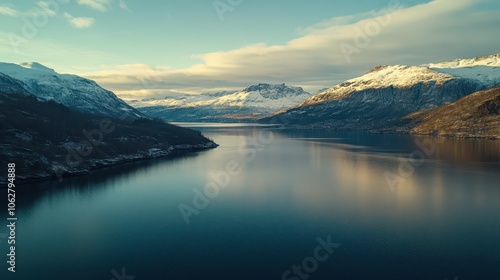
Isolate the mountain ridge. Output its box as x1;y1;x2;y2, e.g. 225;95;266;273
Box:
133;83;312;122
0;62;218;184
262;54;500;133
0;62;143;120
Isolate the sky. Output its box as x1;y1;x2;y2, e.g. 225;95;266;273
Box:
1;0;499;100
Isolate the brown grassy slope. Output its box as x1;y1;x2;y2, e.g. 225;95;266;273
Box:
406;87;500;139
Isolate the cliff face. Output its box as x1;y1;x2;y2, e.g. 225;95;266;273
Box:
406;87;500;139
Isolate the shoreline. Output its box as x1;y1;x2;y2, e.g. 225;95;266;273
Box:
271;125;500;140
2;142;218;187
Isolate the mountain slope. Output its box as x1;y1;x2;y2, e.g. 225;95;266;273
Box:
133;84;311;122
406;87;500;139
0;67;217;184
262;54;500;130
0;62;143;120
301;65;457;106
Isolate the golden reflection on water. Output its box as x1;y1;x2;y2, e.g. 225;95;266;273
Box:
198;130;499;225
412;136;500;164
297;138;475;221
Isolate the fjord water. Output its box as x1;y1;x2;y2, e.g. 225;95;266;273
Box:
2;125;500;280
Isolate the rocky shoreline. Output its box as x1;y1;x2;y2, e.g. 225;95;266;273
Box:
3;142;218;186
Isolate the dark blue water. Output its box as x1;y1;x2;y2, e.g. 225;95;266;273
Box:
1;125;500;280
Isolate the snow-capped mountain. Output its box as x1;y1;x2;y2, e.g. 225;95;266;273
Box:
302;65;458;106
134;84;311;122
0;62;143;120
128;90;238;108
424;54;500;88
0;63;217;183
263;54;500;130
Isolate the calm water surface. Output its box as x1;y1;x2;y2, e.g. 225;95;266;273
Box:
1;125;500;280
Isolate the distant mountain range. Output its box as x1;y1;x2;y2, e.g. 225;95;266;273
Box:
261;54;500;135
127;54;500;137
0;63;217;184
129;83;311;122
1;53;499;183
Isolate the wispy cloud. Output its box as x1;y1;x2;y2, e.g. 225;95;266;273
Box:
80;0;500;99
0;1;62;17
76;0;112;11
37;1;58;16
0;5;19;17
64;12;95;28
118;0;130;12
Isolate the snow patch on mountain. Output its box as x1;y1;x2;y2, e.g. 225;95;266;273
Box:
303;54;500;107
132;84;311;111
18;62;56;72
303;65;455;106
423;54;500;87
425;54;500;68
0;62;143;119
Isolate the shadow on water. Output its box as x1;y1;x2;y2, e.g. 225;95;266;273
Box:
7;150;212;219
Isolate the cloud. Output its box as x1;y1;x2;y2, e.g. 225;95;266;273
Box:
74;0;500;99
37;1;58;16
0;5;19;17
0;1;64;18
118;0;130;12
76;0;112;11
64;12;95;28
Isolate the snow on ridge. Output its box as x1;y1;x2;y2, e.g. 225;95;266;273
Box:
429;66;500;88
303;55;500;106
132;84;311;110
423;54;500;87
18;62;56;72
0;62;78;83
424;54;500;69
0;62;141;119
303;65;455;105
